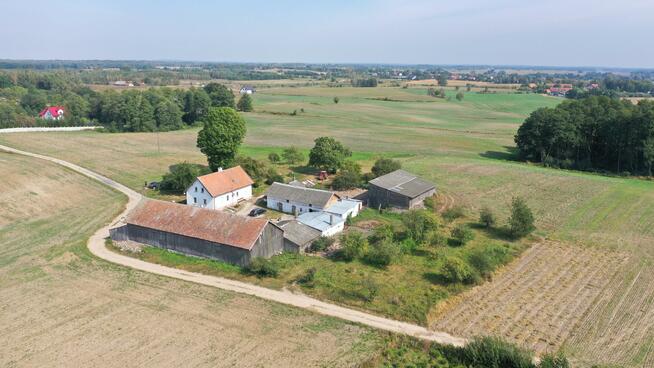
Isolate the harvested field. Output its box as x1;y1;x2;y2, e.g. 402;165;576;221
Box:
565;262;654;367
0;152;379;367
429;241;629;356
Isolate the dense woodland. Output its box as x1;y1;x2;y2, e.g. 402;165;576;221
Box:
515;96;654;175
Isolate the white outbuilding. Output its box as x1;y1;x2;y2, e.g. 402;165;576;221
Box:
265;182;338;215
186;166;254;210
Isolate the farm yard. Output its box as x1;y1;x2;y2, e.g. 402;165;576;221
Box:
0;152;380;367
3;84;654;367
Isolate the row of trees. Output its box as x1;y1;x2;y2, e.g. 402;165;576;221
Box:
516;96;654;175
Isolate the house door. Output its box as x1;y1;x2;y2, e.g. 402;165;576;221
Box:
292;205;297;215
277;202;283;212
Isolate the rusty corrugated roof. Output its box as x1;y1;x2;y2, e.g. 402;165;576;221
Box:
126;199;268;250
196;166;254;197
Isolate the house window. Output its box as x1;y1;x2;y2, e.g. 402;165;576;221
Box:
194;187;197;192
309;204;312;207
201;188;204;193
203;199;207;205
286;199;289;203
193;197;197;203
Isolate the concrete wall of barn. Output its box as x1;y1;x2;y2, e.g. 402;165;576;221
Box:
408;188;436;208
110;223;284;266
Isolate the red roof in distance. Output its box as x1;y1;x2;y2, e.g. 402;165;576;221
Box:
38;106;65;118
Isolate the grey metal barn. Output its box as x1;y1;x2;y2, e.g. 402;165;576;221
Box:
368;170;436;209
110;200;284;266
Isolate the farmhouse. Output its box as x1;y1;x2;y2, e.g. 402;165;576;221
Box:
38;106;65;120
297;211;345;237
368;169;436;209
109;200;284;266
265;182;338;215
186;166;253;210
277;220;321;252
240;85;256;94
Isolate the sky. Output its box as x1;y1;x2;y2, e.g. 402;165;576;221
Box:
2;0;653;68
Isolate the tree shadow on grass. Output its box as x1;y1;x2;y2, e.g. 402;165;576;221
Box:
469;223;515;242
478;146;520;162
423;272;450;286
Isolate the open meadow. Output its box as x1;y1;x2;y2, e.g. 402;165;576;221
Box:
2;84;654;366
0;151;380;367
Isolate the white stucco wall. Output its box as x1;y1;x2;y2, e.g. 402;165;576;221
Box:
186;179;252;210
321;221;345;237
266;196;323;215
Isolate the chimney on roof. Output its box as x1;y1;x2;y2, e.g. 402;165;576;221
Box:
217;167;223;172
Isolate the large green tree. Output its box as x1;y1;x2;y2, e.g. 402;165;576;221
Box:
371;158;401;178
197;107;246;171
183;88;211;123
204;83;235;108
308;136;352;172
155;100;183;131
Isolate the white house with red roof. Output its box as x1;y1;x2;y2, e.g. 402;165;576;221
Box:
186;166;254;210
38;106;65;120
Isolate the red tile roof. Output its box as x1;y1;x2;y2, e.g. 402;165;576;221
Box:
126;199;268;250
38;106;65;118
196;166;254;197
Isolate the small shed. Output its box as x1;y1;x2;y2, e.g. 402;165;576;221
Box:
266;182;338;215
110;199;284;266
368;170;436;209
278;220;321;252
324;199;362;220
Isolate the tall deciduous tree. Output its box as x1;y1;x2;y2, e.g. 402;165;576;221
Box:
155;100;183;131
508;197;535;238
204;83;235;108
237;93;253;112
197;107;246;171
308;137;351;173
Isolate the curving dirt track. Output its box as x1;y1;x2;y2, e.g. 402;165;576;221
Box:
0;144;466;347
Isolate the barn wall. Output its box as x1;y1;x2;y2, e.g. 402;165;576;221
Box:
124;224;252;266
408;188;436;208
250;224;285;259
109;225;128;241
368;184;410;209
266;196;324;215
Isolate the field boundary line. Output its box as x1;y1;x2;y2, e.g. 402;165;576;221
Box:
0;143;467;347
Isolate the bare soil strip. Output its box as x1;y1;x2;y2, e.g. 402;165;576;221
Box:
0;144;466;347
429;241;628;355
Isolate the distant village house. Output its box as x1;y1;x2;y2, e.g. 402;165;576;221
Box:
186;166;253;210
240;85;256;94
38;106;65;120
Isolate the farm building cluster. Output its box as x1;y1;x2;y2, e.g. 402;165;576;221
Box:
110;167;435;266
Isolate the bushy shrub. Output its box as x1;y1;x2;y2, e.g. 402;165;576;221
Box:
371;158;402;178
424;195;438;211
339;231;369;261
451;224;475;245
402;209;441;244
282;146;305;165
364;239;400;267
441;256;477;284
309;236;335;252
245;257;279;278
331;160;363;190
268;152;280;164
443;206;465;222
509;197;535;238
428;231;448;247
479;206;496;228
297;267;317;286
467;244;511;279
368;224;394;244
539;353;570;368
160;162;210;192
459;336;534;368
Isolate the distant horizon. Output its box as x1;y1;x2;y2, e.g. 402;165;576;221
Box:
1;59;652;72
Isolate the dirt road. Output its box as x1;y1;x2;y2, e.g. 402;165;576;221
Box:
0;143;466;347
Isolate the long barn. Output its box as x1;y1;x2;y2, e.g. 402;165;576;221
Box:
110;200;284;266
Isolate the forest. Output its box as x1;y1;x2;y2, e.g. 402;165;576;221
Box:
515;96;654;175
